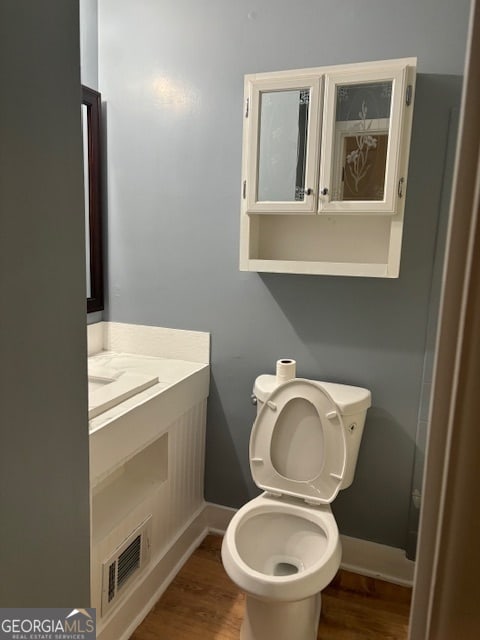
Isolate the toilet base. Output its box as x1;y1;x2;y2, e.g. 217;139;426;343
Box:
240;593;321;640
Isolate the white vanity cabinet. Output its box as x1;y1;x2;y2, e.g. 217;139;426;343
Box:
239;57;416;277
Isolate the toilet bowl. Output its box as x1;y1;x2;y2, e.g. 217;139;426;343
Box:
221;372;371;640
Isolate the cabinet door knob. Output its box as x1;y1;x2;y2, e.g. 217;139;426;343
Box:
305;188;313;196
321;187;329;196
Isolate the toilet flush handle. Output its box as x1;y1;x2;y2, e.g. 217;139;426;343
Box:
251;394;257;406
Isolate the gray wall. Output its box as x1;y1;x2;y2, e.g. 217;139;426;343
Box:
0;1;90;605
98;0;470;549
405;105;460;559
80;0;99;90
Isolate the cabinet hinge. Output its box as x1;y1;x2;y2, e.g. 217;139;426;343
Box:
243;180;246;199
245;98;249;118
398;177;405;198
406;84;413;106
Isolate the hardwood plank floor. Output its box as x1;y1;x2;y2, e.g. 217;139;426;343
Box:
130;535;411;639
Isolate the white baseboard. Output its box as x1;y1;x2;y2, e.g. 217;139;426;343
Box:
204;502;415;587
204;501;237;534
340;534;414;586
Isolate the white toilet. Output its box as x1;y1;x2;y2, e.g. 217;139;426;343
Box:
221;364;371;640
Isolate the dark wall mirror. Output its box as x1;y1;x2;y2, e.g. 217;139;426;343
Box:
82;85;104;313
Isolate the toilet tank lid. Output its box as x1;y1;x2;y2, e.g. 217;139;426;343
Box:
253;374;371;415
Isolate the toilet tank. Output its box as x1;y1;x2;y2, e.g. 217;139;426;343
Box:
253;374;279;416
252;374;371;491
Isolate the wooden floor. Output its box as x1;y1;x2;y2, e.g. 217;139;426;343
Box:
130;535;411;640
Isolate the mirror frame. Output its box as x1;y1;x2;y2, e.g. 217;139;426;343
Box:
82;85;104;313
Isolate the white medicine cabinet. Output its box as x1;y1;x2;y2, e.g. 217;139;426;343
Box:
239;58;417;277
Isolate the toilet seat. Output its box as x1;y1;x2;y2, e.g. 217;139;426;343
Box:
250;379;347;505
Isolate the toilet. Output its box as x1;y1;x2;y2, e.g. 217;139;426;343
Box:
221;365;371;640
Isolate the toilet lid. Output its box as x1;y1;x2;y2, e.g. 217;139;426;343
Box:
250;379;347;505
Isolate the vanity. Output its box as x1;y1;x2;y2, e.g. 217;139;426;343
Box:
87;321;210;640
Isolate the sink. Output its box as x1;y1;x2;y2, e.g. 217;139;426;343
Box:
88;363;159;419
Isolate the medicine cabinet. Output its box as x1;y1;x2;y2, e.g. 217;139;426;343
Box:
239;58;416;277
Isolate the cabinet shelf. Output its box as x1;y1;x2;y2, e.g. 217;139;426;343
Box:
91;433;168;543
245;259;390;278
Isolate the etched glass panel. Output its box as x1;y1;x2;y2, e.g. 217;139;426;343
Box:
331;81;392;201
257;89;309;202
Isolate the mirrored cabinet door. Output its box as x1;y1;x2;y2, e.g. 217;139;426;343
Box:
245;76;322;213
318;64;408;214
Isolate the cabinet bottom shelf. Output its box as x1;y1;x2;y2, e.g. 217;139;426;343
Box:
242;258;394;277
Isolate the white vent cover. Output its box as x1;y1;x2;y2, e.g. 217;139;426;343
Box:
101;516;152;616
